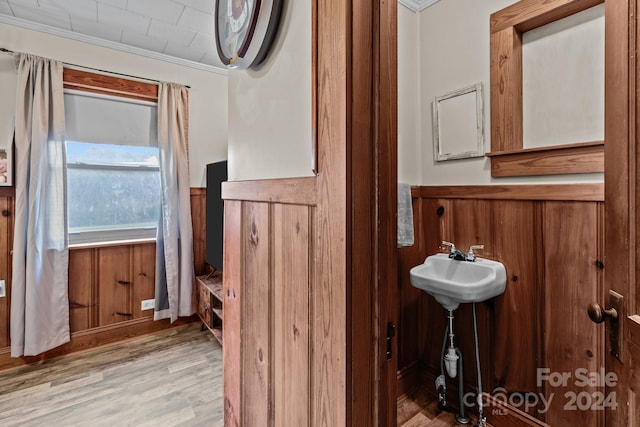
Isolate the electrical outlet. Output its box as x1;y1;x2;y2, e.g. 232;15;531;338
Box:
0;280;5;298
141;299;155;311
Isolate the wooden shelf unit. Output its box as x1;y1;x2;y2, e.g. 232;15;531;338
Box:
195;273;223;346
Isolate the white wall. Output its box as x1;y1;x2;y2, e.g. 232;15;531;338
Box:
398;4;421;185
0;22;228;188
227;0;313;181
411;0;604;185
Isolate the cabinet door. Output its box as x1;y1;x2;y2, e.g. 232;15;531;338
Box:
131;243;155;319
97;246;132;326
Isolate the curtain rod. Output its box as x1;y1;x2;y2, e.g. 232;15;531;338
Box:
0;47;191;89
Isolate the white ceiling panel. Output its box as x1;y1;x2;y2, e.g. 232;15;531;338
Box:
127;0;183;25
71;15;122;42
96;0;125;8
173;0;213;14
97;2;150;31
9;1;71;29
39;0;96;22
147;19;196;47
177;6;214;35
121;28;167;53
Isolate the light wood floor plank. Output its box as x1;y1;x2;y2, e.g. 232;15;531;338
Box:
0;324;222;427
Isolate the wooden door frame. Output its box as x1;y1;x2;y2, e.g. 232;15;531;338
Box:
316;0;398;425
604;0;639;425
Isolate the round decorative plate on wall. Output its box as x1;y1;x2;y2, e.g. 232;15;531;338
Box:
215;0;284;69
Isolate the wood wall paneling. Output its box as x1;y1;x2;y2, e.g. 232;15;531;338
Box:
0;196;12;348
190;188;208;276
241;202;271;425
398;187;605;425
131;243;156;319
68;249;96;332
223;200;242;427
492;201;540;397
97;246;132;326
273;204;311;426
542;201;603;426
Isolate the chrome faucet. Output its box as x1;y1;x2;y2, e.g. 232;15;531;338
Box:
441;241;484;262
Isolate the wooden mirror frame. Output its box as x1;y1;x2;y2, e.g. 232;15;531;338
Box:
487;0;604;177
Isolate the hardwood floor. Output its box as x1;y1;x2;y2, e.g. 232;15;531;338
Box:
398;388;492;427
0;323;223;427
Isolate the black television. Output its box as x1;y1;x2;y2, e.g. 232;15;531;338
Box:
205;161;227;272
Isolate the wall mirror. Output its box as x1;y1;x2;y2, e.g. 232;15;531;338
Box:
432;83;484;161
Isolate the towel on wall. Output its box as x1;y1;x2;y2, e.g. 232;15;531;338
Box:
397;183;414;247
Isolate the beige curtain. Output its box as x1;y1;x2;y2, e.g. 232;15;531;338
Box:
11;54;69;357
154;83;195;322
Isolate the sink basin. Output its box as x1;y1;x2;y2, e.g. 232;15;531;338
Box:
410;253;507;311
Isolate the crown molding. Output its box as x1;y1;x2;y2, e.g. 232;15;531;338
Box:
0;14;228;76
398;0;442;13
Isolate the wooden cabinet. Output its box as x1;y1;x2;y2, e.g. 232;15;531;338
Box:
196;273;223;345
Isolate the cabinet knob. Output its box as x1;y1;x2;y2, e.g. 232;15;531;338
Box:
587;302;618;324
1;210;10;217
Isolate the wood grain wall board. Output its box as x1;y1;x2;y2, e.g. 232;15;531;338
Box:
349;0;376;422
272;204;311;426
492;201;540;396
68;249;95;332
315;0;348;424
131;243;156;319
223;200;242;427
0;196;11;347
97;246;132;326
542;201;603;427
398;197;427;370
63;68;159;102
419;184;604;202
222;178;317;206
490;0;604;34
490;27;522;154
376;0;399;423
241;202;271;426
190;188;208;276
488;142;604;177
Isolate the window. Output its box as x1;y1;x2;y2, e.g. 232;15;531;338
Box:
64;89;160;244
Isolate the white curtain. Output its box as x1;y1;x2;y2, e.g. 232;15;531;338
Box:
11;54;69;357
154;83;194;322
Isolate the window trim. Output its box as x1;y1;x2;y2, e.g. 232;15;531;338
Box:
64;67;161;245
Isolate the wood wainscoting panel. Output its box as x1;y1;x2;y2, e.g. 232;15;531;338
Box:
68;249;96;332
97;246;133;326
542;201;603;427
273;204;311;425
398;186;605;425
0;196;13;348
492;201;541;397
190;187;208;276
242;202;271;425
223;200;242;427
223;190;318;426
131;243;156;319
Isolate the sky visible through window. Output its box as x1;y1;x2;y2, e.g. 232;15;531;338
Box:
66;141;161;235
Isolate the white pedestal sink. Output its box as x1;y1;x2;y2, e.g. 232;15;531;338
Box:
410;253;507;311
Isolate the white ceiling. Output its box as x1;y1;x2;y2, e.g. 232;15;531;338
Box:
0;0;440;74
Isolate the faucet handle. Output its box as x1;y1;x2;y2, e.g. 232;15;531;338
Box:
441;241;456;253
467;244;484;261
